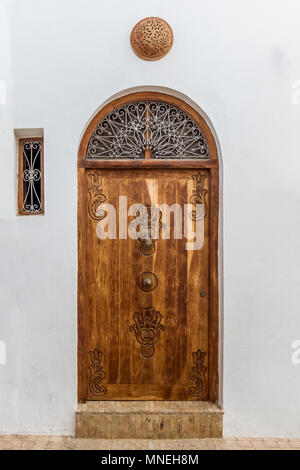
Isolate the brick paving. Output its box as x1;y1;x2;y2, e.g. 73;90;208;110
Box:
0;435;299;450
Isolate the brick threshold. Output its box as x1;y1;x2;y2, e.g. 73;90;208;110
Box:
0;436;300;450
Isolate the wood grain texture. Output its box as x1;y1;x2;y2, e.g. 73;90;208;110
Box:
78;159;219;169
208;168;219;403
79;169;214;401
77;168;87;402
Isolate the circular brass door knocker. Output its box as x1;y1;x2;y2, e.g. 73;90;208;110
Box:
139;237;155;256
137;272;158;292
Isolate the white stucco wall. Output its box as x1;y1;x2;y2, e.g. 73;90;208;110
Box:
0;0;300;436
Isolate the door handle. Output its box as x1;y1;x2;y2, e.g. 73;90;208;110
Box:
139;229;155;256
141;237;154;251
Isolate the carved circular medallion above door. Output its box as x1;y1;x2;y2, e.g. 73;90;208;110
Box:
130;17;173;61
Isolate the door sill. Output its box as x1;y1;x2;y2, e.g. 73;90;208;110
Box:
75;401;223;439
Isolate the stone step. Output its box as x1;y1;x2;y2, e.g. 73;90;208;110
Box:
75;401;223;439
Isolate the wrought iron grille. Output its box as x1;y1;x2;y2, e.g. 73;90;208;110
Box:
19;140;43;214
87;101;210;159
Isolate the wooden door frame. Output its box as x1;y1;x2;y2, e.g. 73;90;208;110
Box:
77;91;220;404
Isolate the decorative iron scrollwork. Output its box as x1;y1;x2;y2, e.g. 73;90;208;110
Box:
88;349;107;396
86;101;210;160
129;307;166;358
21;141;43;213
87;172;107;221
189;172;208;220
188;349;208;399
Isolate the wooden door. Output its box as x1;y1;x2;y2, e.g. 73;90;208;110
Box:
78;92;219;402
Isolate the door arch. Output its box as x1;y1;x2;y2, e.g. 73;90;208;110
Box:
78;90;221;404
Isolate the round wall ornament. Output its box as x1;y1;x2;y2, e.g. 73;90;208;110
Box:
130;17;173;61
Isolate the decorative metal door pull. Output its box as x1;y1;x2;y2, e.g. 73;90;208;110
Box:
134;205;162;256
137;272;158;292
140;235;155;256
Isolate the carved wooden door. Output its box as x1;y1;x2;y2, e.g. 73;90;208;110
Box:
81;168;211;400
78;92;219;403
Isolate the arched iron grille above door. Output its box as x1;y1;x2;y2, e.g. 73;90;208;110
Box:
86;101;210;159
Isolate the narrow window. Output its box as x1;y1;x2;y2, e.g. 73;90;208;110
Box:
18;138;44;215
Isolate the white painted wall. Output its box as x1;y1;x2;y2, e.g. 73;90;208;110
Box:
0;0;300;436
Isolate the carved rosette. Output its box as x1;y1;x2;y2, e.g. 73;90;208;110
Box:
129;307;166;358
188;349;208;399
130;17;173;61
88;349;107;396
87;172;107;221
189;172;208;221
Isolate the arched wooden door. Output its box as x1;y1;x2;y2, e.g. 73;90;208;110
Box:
78;92;219;402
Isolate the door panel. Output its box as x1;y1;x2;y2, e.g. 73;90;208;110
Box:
83;169;210;400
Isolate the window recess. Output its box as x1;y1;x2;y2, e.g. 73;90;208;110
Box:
17;137;44;215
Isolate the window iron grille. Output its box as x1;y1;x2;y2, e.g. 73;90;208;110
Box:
18;139;44;215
